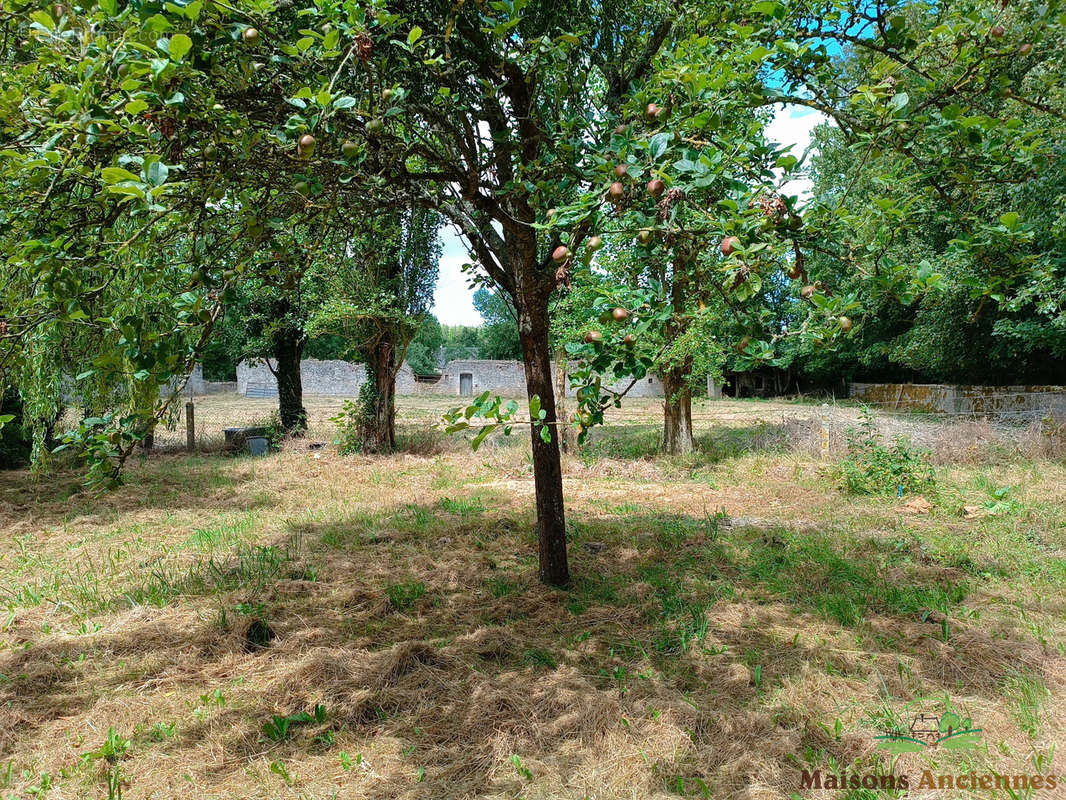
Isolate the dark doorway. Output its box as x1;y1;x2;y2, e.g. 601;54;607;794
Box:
459;373;473;396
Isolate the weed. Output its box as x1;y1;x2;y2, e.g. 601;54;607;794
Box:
1004;670;1049;739
836;409;934;496
339;752;363;771
439;496;486;515
521;648;557;669
262;705;328;742
510;754;533;781
269;759;295;786
81;728;129;800
385;580;427;611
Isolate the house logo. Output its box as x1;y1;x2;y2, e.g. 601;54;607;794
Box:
874;708;982;753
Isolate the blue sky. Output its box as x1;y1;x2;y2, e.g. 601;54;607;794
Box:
430;105;828;326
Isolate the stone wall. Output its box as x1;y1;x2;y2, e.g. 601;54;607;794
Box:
237;358;419;398
849;382;1066;416
181;364;236;396
233;357;667;398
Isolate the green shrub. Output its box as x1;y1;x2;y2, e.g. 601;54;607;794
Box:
330;398;363;455
836;409;934;496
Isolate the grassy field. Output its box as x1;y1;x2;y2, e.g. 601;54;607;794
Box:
1;397;1064;799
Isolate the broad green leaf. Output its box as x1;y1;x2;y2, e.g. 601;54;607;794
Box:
101;167;141;184
168;33;193;62
30;10;55;30
408;26;422;45
145;160;169;186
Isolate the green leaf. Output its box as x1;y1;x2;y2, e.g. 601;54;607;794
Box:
29;10;55;31
185;1;202;20
471;425;493;451
333;95;357;109
101;167;141;184
408;26;422;45
145;160;169;186
124;99;149;115
648;132;672;160
528;394;541;419
296;37;314;52
999;211;1020;231
168;33;192;62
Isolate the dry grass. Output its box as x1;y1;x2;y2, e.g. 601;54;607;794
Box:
2;398;1065;799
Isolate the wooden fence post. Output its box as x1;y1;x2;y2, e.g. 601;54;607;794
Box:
186;401;195;451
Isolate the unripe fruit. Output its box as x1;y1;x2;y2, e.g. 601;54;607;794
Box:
342;140;359;159
546;208;556;219
552;245;572;263
294;180;310;196
623;333;636;346
584;330;603;344
586;235;603;252
117;63;129;77
203;144;217;160
991;24;1005;38
736;336;751;354
608;182;625;202
720;235;741;256
647;178;665;197
1018;42;1033;55
366;118;384;135
614;163;628;177
838;316;853;332
614;123;627;135
800;284;816;299
636;228;654;245
242;27;259;44
787;265;803;280
612;307;629;322
382;88;394;101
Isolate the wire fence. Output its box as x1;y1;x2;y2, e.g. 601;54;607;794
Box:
129;390;1066;461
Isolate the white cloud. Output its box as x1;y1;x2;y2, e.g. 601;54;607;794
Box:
431;226;484;326
764;104;831;205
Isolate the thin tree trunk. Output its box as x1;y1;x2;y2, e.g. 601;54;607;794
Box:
273;328;307;433
662;368;694;454
662;252;694;455
554;347;574;454
515;289;569;587
361;333;396;453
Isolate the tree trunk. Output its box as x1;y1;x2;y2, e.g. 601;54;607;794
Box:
360;333;397;453
554;347;574;454
662;252;694;455
662;368;694;455
515;290;570;587
273;329;307;433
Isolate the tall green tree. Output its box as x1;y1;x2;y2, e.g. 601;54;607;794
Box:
311;208;440;452
473;288;522;361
